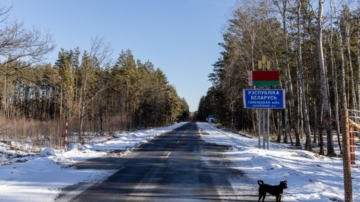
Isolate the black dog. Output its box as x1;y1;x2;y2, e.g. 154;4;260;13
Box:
258;180;287;202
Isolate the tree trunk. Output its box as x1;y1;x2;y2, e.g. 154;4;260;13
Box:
274;56;282;142
329;0;342;153
316;0;335;156
345;15;357;109
358;29;360;111
313;100;317;144
277;111;281;142
283;12;300;146
79;84;85;143
318;100;324;155
297;0;312;150
60;89;63;121
272;0;291;144
3;64;8;118
337;10;347;109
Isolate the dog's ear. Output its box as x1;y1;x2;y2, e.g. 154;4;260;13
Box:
281;181;288;188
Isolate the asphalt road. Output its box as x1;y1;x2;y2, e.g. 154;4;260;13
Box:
58;122;257;202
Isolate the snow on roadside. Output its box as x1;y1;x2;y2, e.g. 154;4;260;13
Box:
1;121;357;202
196;122;360;202
0;122;187;202
61;122;187;162
0;156;113;202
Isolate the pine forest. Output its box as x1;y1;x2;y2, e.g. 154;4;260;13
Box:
0;6;190;150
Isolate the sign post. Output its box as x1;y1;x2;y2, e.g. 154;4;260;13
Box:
243;89;285;149
245;56;285;150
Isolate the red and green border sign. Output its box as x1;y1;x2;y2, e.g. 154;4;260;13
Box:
248;71;280;86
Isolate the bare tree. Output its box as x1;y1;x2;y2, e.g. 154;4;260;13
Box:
272;0;301;145
329;0;342;152
78;37;112;140
300;0;335;155
0;5;55;117
89;36;113;68
343;6;357;109
296;0;312;150
316;0;336;156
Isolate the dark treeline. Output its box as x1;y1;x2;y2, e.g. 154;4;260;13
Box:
198;0;360;156
6;49;189;129
0;5;189;149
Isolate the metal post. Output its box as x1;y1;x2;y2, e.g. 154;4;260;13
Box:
350;127;355;164
263;109;266;149
267;109;270;150
341;109;352;202
258;109;261;149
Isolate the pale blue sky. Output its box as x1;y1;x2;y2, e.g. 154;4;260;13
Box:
3;0;237;112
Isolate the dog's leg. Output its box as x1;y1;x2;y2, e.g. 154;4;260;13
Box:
258;193;265;202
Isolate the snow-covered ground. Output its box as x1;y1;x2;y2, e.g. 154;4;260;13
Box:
0;122;187;202
196;122;360;202
0;121;358;202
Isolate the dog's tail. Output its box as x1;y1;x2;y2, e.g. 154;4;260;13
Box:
258;180;264;186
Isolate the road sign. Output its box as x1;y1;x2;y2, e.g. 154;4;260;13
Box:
243;89;285;109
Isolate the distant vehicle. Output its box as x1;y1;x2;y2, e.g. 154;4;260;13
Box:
207;115;214;123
